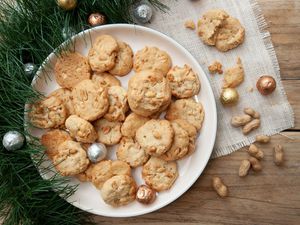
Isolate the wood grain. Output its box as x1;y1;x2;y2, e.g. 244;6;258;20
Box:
258;0;300;79
94;132;300;225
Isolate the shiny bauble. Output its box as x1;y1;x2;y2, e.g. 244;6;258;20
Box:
256;75;276;95
88;13;106;27
23;63;36;78
133;2;153;23
87;143;107;163
136;185;156;204
62;26;76;40
220;88;239;106
57;0;77;11
2;131;25;151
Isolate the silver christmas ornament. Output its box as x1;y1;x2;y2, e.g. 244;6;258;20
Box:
62;26;76;40
87;143;107;163
133;2;153;23
24;63;36;78
2;131;25;151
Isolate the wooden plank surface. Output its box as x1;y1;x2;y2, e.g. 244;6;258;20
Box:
93;0;300;224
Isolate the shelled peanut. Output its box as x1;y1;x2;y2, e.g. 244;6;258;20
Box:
212;177;228;198
255;135;270;143
247;144;264;160
239;159;251;177
231;107;261;135
273;144;284;166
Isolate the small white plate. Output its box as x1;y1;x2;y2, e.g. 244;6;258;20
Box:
29;24;217;217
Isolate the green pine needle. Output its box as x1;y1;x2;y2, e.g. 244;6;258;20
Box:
0;0;167;224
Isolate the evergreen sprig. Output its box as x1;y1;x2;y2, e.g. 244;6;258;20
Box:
0;0;167;224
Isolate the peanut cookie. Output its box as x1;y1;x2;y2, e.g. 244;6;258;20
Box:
136;119;174;156
53;140;89;176
109;41;133;76
215;17;245;52
117;137;149;167
104;86;129;122
128;70;171;117
72;79;109;121
223;57;244;88
166;98;205;131
88;35;119;72
49;88;75;115
101;175;137;207
197;9;229;45
41;129;72;160
142;157;178;192
29;96;67;129
65;115;97;143
91;72;121;88
173;119;197;155
94;118;122;145
133;46;172;75
90;160;131;189
166;64;201;98
160;121;189;161
54;52;91;89
121;113;150;138
76;164;94;182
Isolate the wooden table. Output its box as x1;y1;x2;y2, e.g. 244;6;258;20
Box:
94;1;300;224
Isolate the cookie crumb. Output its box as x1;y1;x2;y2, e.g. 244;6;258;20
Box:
247;86;254;92
208;61;223;74
184;20;195;30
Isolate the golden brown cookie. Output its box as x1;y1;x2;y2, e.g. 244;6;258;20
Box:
223;57;244;88
101;175;137;207
49;88;75;115
76;164;94;182
121;113;150;138
109;41;133;76
72;79;109;121
117;137;149;167
54;52;91;89
172;119;197;156
208;61;223;74
104;86;129;122
94;118;122;145
215;17;245;52
128;70;171;117
29;96;67;129
88;35;119;72
90;160;131;189
41;129;72;160
65;115;97;143
53;140;90;176
142;157;178;192
160;121;189;161
91;72;121;88
136;119;174;156
166;64;201;98
197;9;229;45
165;98;205;131
133;46;172;75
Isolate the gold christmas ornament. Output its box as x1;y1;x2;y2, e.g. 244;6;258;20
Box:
220;88;239;106
136;185;156;204
57;0;77;11
88;13;106;27
256;75;276;95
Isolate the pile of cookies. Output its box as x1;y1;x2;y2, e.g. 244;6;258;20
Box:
29;34;205;207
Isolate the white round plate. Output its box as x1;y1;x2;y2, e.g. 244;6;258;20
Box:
29;24;217;217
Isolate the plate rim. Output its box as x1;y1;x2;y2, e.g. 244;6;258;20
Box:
32;24;217;217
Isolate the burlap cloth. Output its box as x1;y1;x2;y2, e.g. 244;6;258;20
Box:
145;0;294;158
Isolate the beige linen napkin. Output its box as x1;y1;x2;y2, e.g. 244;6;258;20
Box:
145;0;294;158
